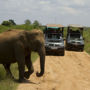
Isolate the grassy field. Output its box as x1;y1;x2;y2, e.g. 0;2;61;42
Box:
0;24;43;32
83;28;90;54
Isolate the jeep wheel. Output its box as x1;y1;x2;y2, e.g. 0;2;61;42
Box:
66;46;69;50
80;48;84;52
58;51;65;56
62;51;65;56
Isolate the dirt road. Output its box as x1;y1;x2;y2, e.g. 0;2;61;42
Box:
17;51;90;90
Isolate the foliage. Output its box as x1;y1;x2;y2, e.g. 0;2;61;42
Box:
1;21;12;26
83;28;90;54
0;24;43;33
9;19;16;25
1;20;16;26
24;19;31;25
33;20;41;28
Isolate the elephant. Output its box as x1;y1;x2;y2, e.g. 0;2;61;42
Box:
0;29;45;82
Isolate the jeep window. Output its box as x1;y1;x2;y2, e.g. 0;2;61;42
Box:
70;33;80;39
47;28;60;31
48;39;63;42
46;34;61;39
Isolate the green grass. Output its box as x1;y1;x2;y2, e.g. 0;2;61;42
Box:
0;52;38;90
83;28;90;54
0;64;18;90
0;24;43;32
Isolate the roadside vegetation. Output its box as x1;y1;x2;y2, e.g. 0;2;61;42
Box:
83;28;90;54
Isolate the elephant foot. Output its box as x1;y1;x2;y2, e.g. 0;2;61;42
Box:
24;70;34;79
18;78;30;83
24;72;30;79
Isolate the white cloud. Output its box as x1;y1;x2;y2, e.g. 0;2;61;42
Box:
60;6;81;15
39;1;50;5
0;0;90;26
73;0;85;5
57;0;85;6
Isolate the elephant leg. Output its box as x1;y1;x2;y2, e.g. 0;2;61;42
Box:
24;53;34;79
17;60;25;82
14;43;25;82
3;63;14;79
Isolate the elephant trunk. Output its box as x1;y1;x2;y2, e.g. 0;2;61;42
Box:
36;47;45;77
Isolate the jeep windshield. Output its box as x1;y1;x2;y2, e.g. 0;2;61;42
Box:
45;33;62;39
69;33;83;42
46;39;63;42
70;33;81;39
45;27;62;33
45;33;63;42
47;27;60;31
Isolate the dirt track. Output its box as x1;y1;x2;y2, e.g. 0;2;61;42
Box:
17;51;90;90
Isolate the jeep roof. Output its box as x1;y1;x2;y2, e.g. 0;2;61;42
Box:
68;24;83;28
68;24;84;30
46;24;64;28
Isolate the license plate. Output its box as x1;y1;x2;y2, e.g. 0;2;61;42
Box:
75;43;78;46
51;47;58;49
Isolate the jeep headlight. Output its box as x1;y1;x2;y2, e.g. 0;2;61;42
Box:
59;43;64;47
45;43;49;46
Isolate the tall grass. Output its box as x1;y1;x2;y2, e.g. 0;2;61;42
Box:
0;64;18;90
83;28;90;54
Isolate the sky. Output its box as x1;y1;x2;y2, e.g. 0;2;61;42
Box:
0;0;90;26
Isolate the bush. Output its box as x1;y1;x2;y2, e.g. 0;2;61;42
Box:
1;20;16;26
1;21;12;26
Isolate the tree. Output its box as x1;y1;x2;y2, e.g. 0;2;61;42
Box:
1;21;11;26
1;19;16;26
9;19;16;25
33;20;40;27
25;19;31;25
